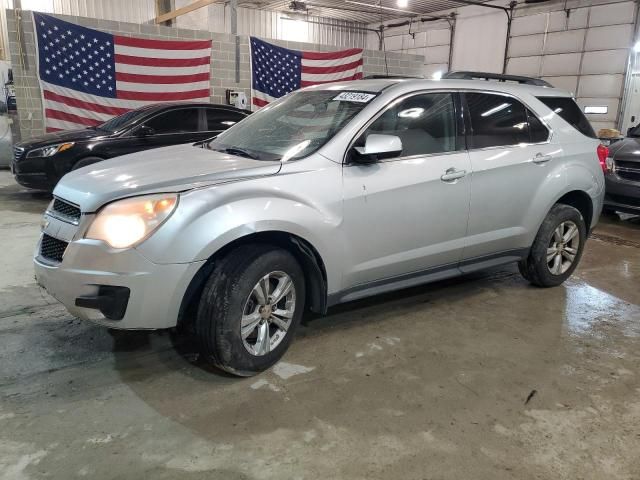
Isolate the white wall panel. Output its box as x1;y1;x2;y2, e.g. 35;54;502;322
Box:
451;7;506;73
585;24;634;51
589;1;636;27
581;49;628;74
509;34;544;58
543;76;578;94
426;29;450;46
507;56;542;77
511;13;547;36
542;53;582;76
544;30;585;55
424;44;450;64
423;63;448;77
577;97;620;122
578;74;624;97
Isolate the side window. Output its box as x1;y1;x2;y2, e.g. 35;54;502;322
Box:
465;93;529;148
536;96;597;138
356;92;459;157
206;109;246;131
527;109;549;143
144;108;200;134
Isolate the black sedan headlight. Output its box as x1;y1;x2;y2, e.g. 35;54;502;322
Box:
26;142;75;158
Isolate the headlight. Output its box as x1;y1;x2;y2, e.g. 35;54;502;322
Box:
85;194;178;249
26;142;75;158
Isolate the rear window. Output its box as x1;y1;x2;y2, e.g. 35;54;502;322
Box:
536;97;596;138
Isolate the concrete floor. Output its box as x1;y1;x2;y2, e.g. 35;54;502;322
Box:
0;170;639;480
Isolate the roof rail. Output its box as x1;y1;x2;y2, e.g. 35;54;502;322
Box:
442;71;553;87
363;75;424;80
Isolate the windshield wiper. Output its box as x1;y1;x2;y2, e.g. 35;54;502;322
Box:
217;147;258;160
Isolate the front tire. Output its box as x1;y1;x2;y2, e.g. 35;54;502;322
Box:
196;245;305;376
518;204;586;287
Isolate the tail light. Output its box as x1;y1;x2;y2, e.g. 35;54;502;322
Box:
597;144;610;173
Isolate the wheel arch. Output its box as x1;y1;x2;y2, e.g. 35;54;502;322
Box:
177;231;329;329
554;189;594;231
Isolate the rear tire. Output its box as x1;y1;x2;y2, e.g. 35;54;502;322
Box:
518;204;586;287
196;245;305;376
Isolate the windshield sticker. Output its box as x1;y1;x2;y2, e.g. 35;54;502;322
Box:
333;92;376;103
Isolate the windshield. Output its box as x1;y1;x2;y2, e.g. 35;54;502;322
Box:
97;109;148;133
208;90;375;161
629;124;640;137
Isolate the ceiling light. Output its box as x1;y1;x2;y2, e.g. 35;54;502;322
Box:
634;41;640;52
397;0;408;7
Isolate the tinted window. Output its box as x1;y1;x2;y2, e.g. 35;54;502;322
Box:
357;93;459;157
206;108;246;131
466;93;529;148
527;109;549;143
536;96;596;138
145;108;200;134
98;109;147;133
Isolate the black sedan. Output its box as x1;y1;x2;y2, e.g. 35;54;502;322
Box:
12;102;249;191
604;126;640;216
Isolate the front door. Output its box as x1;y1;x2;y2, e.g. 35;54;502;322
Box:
341;92;472;289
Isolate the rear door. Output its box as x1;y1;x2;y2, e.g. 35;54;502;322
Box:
341;91;472;288
462;92;559;262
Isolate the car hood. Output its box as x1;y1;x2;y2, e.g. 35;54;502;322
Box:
16;127;107;149
610;137;640;163
53;143;282;212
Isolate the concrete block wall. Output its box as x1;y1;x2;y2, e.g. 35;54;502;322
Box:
6;10;423;141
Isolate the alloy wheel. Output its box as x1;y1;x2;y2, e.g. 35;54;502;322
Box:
241;271;296;356
546;220;580;275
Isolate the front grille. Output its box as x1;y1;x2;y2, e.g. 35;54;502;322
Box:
13;146;24;161
40;234;68;263
52;198;81;221
615;160;640;182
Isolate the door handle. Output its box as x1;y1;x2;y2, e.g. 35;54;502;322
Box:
533;153;552;164
440;168;467;182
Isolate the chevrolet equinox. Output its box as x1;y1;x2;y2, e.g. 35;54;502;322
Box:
34;74;605;375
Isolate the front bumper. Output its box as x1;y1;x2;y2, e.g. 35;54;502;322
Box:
604;174;640;214
34;237;206;329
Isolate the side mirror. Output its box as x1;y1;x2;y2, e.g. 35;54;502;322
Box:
353;134;402;164
135;125;155;137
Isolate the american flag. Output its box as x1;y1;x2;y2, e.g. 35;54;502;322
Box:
33;12;212;132
250;37;363;109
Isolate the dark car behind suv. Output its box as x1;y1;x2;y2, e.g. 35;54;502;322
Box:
603;126;640;215
12;102;249;191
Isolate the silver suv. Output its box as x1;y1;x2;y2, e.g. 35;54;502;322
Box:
34;74;605;375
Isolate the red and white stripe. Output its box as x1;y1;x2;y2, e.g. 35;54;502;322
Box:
42;35;212;132
300;49;363;87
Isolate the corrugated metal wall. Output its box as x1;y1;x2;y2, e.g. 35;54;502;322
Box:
507;0;637;131
0;0;156;60
175;1;368;49
10;0;155;22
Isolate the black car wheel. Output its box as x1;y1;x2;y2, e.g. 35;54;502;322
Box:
196;244;306;376
519;204;587;287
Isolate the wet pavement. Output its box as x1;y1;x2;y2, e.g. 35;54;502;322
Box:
0;170;639;480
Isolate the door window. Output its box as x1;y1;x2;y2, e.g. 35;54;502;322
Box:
206;108;246;131
144;108;200;134
465;93;531;148
527;109;550;143
356;92;459;157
